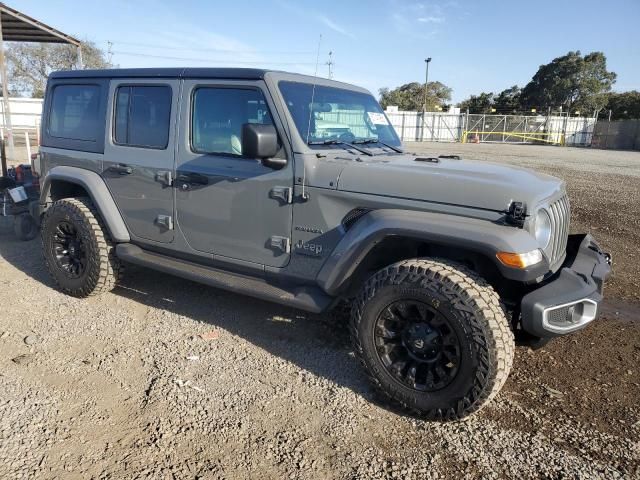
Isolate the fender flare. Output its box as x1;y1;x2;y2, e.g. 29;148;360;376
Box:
316;209;549;295
40;166;130;243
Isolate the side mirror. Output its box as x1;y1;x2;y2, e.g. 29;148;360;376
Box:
242;123;286;168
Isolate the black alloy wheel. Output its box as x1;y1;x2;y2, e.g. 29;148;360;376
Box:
374;299;462;392
51;220;87;278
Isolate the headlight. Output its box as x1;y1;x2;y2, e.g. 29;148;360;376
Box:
534;209;552;249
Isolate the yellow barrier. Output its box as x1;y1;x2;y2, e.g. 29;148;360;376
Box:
461;131;565;145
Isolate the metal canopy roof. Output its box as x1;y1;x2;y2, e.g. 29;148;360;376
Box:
0;2;81;167
0;2;80;45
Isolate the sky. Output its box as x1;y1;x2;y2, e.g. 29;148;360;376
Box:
16;0;640;103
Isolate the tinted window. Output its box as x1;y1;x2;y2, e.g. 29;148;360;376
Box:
49;85;101;141
114;85;171;149
191;87;273;155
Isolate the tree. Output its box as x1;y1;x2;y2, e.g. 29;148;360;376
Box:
457;92;494;114
379;81;452;111
494;85;521;113
520;51;616;114
6;41;111;97
606;91;640;120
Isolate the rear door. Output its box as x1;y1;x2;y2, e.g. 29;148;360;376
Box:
102;79;178;244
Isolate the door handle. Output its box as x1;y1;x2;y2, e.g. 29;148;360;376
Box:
109;164;133;175
176;172;209;186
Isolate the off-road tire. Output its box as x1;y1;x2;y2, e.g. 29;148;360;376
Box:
13;212;38;241
351;258;514;421
42;197;122;297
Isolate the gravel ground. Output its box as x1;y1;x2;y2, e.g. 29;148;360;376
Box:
1;144;639;479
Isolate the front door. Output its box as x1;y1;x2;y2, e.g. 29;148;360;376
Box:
175;80;293;267
102;79;178;244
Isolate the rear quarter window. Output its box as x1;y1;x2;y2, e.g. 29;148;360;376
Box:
49;85;101;141
42;79;108;154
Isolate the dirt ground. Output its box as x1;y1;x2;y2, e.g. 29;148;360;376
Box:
1;144;639;479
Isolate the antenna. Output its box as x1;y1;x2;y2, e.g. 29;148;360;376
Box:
302;34;322;201
326;51;334;79
107;41;113;64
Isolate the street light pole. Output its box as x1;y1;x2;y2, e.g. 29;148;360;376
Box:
423;57;432;112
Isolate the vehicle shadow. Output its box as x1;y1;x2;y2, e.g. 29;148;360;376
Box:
0;234;410;416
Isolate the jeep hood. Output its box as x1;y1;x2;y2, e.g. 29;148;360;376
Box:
335;154;564;212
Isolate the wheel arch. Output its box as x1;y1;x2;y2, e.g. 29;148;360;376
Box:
317;209;548;297
338;236;503;298
40;166;130;243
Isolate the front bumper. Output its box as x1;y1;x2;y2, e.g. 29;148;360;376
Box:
521;234;612;337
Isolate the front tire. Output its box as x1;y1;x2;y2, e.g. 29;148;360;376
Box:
42;197;122;297
351;258;514;421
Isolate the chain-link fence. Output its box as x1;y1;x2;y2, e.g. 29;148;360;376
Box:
385;111;597;146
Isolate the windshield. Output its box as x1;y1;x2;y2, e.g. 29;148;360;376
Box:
278;81;401;147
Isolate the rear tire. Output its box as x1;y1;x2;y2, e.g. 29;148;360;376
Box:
42;197;122;297
351;258;514;421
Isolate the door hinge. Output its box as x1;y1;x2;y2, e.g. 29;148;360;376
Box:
270;235;291;254
269;186;293;204
155;214;174;230
155;170;173;187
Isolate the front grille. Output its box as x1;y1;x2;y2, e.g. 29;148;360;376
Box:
548;195;570;265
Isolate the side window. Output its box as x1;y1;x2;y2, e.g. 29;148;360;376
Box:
49;84;100;141
191;87;273;156
114;85;172;149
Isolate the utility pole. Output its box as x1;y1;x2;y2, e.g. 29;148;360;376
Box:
326;51;334;79
107;41;113;64
423;57;432;112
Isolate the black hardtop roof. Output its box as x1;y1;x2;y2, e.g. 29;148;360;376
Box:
49;67;273;80
47;67;371;95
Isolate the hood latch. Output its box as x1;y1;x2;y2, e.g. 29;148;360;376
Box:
505;201;527;227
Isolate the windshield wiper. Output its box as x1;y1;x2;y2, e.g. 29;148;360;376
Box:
307;139;373;156
353;138;404;153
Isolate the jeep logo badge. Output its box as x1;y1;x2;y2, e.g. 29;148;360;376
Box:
294;240;323;257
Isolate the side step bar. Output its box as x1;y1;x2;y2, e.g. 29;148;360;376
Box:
115;244;333;313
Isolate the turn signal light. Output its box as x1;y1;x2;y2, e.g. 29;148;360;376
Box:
496;249;543;269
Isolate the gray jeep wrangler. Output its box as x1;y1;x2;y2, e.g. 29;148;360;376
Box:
35;68;611;420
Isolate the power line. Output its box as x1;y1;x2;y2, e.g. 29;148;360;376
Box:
103;39;315;55
111;50;319;66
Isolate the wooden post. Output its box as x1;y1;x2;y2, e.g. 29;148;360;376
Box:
76;44;83;69
0;17;15;161
24;131;31;163
1;138;7;177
